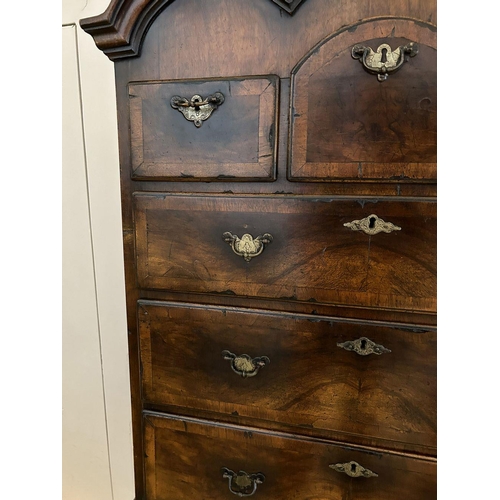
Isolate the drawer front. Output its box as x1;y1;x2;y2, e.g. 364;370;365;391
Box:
134;194;436;312
139;302;436;450
129;76;278;180
144;413;437;499
289;18;436;182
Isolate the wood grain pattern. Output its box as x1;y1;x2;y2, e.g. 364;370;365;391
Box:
80;1;438;498
289;18;437;181
134;194;437;312
80;0;315;60
129;77;278;180
144;413;436;500
124;4;436;81
108;7;440;198
116;73;437;198
79;0;173;60
140;288;437;326
139;301;436;451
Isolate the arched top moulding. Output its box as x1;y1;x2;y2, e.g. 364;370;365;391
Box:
80;0;308;61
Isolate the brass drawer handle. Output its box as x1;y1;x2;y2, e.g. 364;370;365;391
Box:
222;351;270;378
222;232;273;262
343;214;401;235
352;42;418;82
337;337;391;356
330;461;378;478
222;468;265;497
170;92;224;127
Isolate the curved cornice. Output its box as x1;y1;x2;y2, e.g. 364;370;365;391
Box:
80;0;308;61
80;0;173;60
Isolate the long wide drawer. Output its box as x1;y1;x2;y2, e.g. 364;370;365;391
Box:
144;413;437;499
134;194;436;312
139;301;436;451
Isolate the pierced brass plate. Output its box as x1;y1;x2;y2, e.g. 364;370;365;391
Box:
170;92;224;127
330;461;378;478
352;42;418;81
222;232;273;262
222;468;265;497
222;350;270;378
337;337;391;356
343;214;401;235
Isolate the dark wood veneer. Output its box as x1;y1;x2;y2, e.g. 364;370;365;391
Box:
144;413;437;500
129;76;279;180
79;0;312;60
134;194;436;312
139;301;436;450
289;18;437;182
80;1;437;498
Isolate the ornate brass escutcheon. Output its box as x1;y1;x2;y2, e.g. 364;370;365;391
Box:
329;461;378;478
222;350;270;378
337;337;391;356
343;214;401;235
222;468;265;497
352;42;418;81
222;232;273;262
170;92;225;127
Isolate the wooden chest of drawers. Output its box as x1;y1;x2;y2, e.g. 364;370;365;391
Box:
144;414;436;500
82;1;437;498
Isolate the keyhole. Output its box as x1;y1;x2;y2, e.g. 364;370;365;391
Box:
193;98;202;111
351;463;357;473
360;339;367;350
381;48;388;64
369;217;377;229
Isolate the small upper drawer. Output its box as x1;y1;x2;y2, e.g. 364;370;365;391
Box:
128;76;279;180
134;194;436;313
289;18;436;182
139;301;436;452
144;413;437;500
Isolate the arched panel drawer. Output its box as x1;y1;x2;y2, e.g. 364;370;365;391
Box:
289;18;436;182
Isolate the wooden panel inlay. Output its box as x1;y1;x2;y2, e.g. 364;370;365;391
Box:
289;18;436;182
129;76;278;180
134;194;437;313
80;0;313;61
144;413;437;499
139;302;437;451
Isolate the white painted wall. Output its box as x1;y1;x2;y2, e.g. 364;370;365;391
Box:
62;1;135;499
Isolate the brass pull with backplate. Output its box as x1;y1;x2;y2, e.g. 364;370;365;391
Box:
222;232;273;262
170;92;224;127
222;468;265;497
337;337;391;356
344;214;401;235
352;42;418;81
329;461;378;478
222;351;270;378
